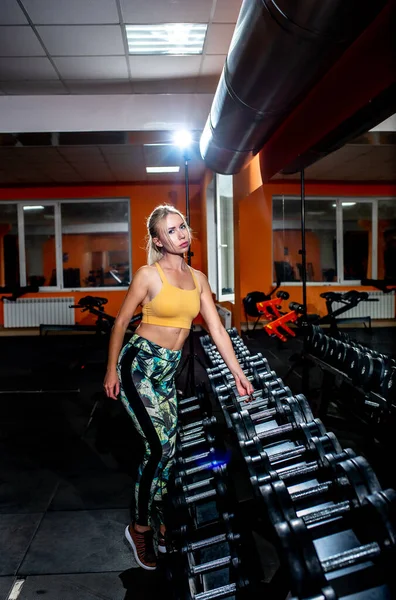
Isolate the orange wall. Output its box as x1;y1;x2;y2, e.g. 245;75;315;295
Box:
237;179;396;323
0;182;206;326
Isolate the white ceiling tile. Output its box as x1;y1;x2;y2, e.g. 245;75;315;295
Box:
37;25;125;56
53;56;128;79
0;0;29;25
65;79;132;94
204;24;235;55
200;54;225;76
212;0;243;23
120;0;213;23
132;78;197;94
129;55;201;79
21;0;119;25
0;26;45;56
0;57;59;79
0;79;66;94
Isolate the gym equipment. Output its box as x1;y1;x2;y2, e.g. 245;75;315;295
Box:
69;296;141;335
320;290;378;332
274;487;396;599
199;327;396;599
242;282;288;331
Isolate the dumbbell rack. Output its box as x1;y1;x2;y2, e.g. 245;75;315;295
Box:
199;328;396;600
166;382;251;600
305;325;396;434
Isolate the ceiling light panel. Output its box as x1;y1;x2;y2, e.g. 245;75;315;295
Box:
146;166;180;173
126;23;207;55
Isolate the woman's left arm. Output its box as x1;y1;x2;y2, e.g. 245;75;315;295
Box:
197;272;255;398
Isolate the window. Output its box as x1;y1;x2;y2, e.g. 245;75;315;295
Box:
378;199;396;280
272;196;391;285
0;199;130;290
24;205;57;287
216;175;234;301
205;174;235;301
61;201;130;288
0;203;19;287
273;197;337;283
342;201;373;281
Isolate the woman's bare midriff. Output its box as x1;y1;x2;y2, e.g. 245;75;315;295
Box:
135;322;190;351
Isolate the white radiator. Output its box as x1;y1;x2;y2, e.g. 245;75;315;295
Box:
3;297;75;328
333;291;395;320
216;304;232;329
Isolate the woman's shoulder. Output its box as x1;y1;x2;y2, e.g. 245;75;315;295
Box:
133;264;159;283
190;267;207;282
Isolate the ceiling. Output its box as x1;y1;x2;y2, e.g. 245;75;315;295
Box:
0;0;241;95
0;0;394;187
0;0;243;185
271;130;396;182
0;130;206;184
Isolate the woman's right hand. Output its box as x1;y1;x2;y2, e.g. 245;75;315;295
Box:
103;368;120;400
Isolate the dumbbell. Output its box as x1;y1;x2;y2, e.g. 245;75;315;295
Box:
175;445;219;468
183;576;249;600
218;387;292;420
231;394;315;448
260;455;381;531
183;530;241;578
178;416;217;440
244;431;343;482
251;448;358;503
176;426;217;454
206;353;267;376
175;463;228;497
236;416;327;457
274;488;396;600
173;472;229;510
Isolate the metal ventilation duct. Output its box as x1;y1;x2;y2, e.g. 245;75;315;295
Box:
200;0;387;174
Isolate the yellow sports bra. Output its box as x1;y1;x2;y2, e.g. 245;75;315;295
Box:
141;262;201;329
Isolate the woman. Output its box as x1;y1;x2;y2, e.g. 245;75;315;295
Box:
103;204;254;571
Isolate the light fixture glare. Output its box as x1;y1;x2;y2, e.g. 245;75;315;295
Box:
173;130;192;149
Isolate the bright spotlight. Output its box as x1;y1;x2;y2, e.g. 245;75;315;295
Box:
173;130;192;149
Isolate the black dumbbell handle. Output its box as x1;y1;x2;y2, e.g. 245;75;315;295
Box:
184;487;217;504
183;532;240;553
303;500;351;526
183;533;226;552
179;403;201;415
269;444;306;465
190;555;233;575
321;542;380;573
290;481;334;502
179;435;213;450
176;449;214;465
176;461;216;478
182;477;213;492
194;583;237;600
179;430;206;443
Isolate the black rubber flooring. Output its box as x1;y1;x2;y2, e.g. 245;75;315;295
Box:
0;326;395;599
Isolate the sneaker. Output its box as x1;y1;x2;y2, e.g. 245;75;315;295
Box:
125;525;157;570
158;531;167;554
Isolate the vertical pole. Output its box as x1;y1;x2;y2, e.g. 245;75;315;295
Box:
183;150;195;395
184;153;192;267
300;169;307;320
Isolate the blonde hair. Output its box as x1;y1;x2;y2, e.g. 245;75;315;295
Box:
146;204;191;265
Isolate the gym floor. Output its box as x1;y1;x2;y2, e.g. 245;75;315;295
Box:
0;325;395;600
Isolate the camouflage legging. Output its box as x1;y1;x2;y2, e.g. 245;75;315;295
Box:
117;334;181;527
